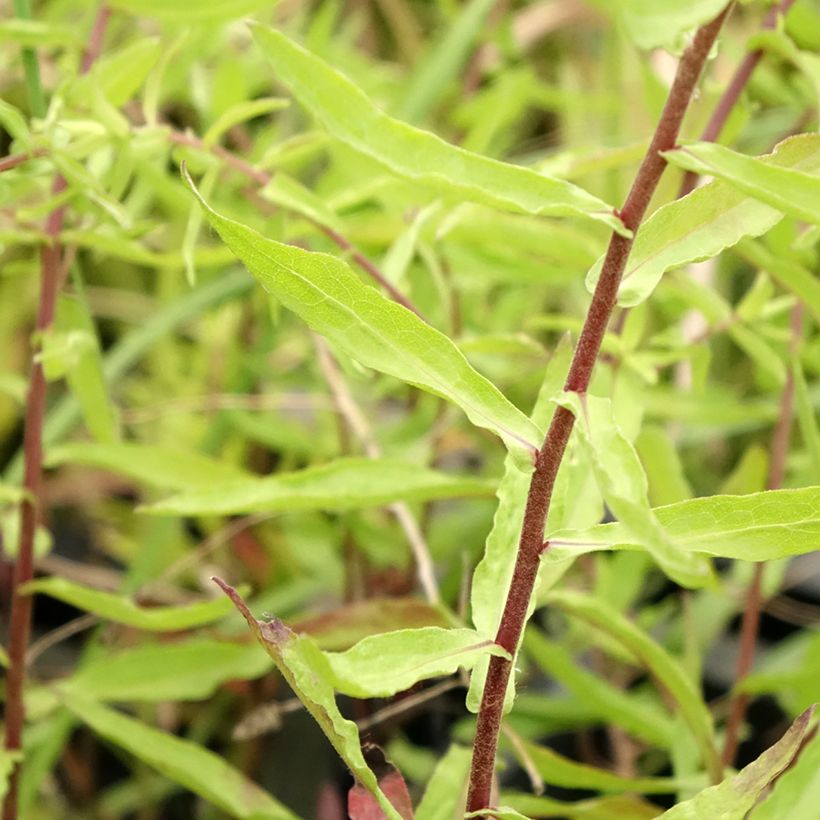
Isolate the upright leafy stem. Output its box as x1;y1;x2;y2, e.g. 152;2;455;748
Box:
466;5;734;810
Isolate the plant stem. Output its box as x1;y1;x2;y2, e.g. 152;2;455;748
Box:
678;0;796;198
2;9;109;820
721;301;802;766
465;6;734;809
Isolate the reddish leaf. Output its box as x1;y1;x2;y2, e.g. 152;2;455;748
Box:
349;771;414;820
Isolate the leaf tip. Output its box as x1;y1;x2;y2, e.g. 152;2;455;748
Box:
212;576;256;626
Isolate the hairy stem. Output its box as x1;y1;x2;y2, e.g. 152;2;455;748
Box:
721;302;802;766
678;0;796;198
466;6;733;809
2;8;109;820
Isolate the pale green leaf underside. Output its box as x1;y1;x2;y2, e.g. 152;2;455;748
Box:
61;693;296;819
548;486;820;562
251;25;626;234
327;627;509;698
145;457;493;516
415;744;472;820
659;707;814;819
23;577;234;631
587;134;820;306
664;138;820;227
217;581;402;820
617;0;729;51
184;170;542;458
554;391;710;587
46;441;249;492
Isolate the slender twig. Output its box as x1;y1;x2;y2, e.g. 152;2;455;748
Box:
678;0;796;198
0;148;46;173
313;335;440;603
721;302;802;766
2;9;109;820
466;7;733;809
167;129;423;317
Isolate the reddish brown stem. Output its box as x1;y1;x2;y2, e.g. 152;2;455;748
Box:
2;9;108;820
678;0;796;198
0;148;46;173
466;6;734;810
721;302;802;766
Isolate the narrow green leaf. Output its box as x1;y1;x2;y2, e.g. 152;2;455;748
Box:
664;139;820;227
0;484;26;504
56;639;273;703
260;172;345;234
414;744;471;820
183;169;543;459
250;25;625;234
548;486;820;562
61;693;296;819
727;324;786;387
635;425;693;506
587;134;820;306
467;338;572;714
545;590;721;782
147;457;492;516
500;792;662;820
466;808;529;820
553;392;711;587
658;707;815;819
214;579;402;820
45;442;249;492
751;729;820;820
0;100;30;147
203;97;289;146
398;0;495;123
0;19;78;47
23;577;234;632
327;627;509;698
615;0;728;51
524;630;675;748
0;750;22;803
519;740;685;793
72;39;161;107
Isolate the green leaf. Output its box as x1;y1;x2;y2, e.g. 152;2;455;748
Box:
326;627;509;698
548;486;820;562
545;590;721;782
467;338;572;714
658;707;815;819
183;169;543;459
147;457;492;516
214;579;402;820
615;0;728;51
0;19;79;47
587;134;820;306
0;100;30;147
635;425;692;506
794;363;820;478
398;0;495;123
414;744;471;820
260;172;345;234
108;0;268;22
664;139;820;227
517;740;685;794
524;629;676;748
500;792;662;820
203;97;289;146
250;25;625;234
55;639;273;703
45;442;249;492
73;39;161;107
23;577;235;632
751;730;820;820
60;693;296;819
0;749;22;803
553;392;711;587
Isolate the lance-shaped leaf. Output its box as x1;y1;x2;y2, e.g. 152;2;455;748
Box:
587;134;820;306
663;139;820;226
500;793;662;820
250;25;625;234
657;707;815;819
145;457;493;516
213;578;402;820
22;577;234;632
108;0;268;23
545;590;721;783
326;627;509;699
546;485;820;562
183;169;542;459
552;392;711;587
415;744;471;820
467;338;572;714
615;0;728;51
752;729;820;820
60;693;296;820
46;441;249;492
